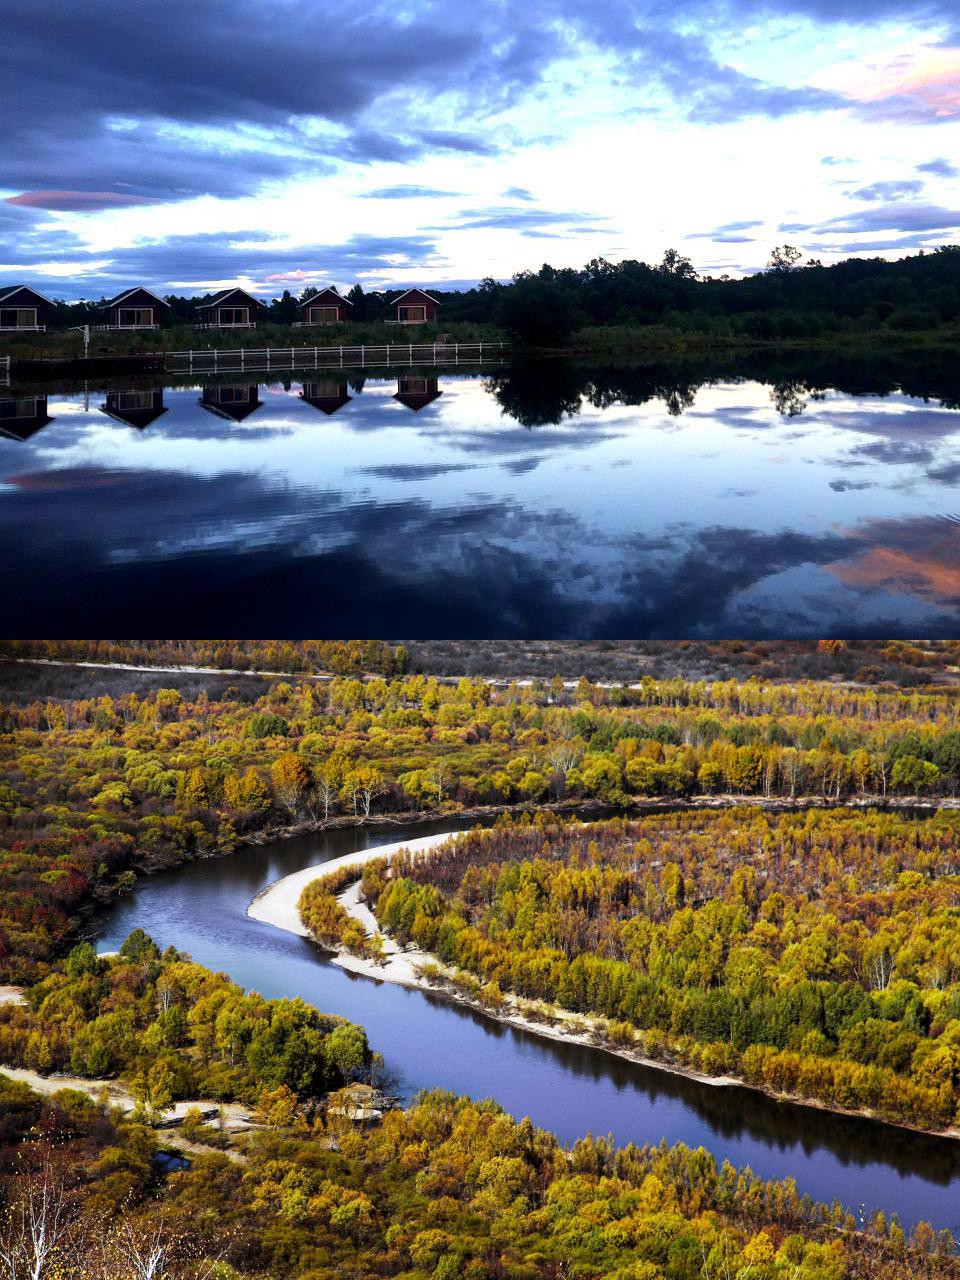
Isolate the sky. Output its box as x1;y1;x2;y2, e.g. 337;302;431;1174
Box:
2;0;960;299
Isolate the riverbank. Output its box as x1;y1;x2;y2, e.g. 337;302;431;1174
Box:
251;830;960;1144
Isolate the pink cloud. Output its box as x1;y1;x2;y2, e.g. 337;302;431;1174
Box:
848;46;960;122
5;190;156;211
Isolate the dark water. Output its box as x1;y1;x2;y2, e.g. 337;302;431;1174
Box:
3;360;960;635
96;819;960;1232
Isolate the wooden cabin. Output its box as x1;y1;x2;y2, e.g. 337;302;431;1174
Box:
300;378;352;415
196;288;263;329
0;286;54;333
0;395;52;441
393;375;442;412
99;287;168;330
393;288;440;325
297;288;352;327
99;389;167;430
198;384;262;421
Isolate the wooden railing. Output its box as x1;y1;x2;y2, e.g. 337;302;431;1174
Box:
0;356;9;387
92;324;159;332
166;340;508;375
0;325;45;333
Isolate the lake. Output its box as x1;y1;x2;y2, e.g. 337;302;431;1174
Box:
96;815;960;1234
2;356;960;635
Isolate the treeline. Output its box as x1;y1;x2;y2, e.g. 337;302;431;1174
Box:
366;811;960;1131
4;673;960;978
34;243;960;347
0;638;407;677
7;636;960;686
4;1080;956;1280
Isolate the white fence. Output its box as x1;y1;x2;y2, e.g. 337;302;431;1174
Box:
166;341;508;375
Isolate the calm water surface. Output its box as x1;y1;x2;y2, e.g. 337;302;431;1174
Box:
96;819;960;1232
3;364;960;634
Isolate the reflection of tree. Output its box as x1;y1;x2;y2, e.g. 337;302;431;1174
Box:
485;360;585;427
663;387;697;417
348;375;366;394
771;380;808;417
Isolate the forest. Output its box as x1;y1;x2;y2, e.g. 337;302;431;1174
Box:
335;810;960;1131
4;667;960;979
5;1053;956;1280
4;663;960;1274
25;243;960;347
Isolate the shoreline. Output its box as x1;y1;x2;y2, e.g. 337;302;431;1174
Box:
248;830;960;1145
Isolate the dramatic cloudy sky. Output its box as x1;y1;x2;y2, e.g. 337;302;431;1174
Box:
3;0;960;298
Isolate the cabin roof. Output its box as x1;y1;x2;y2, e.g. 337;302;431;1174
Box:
393;287;440;306
300;287;352;309
0;285;54;307
102;286;170;309
198;287;264;309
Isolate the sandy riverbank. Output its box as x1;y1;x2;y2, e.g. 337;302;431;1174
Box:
246;832;460;940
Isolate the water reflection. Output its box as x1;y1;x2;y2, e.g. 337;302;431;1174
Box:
0;395;52;441
198;384;262;421
100;389;167;430
301;379;352;415
2;357;960;635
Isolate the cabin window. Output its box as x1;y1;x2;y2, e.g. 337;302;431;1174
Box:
0;308;37;329
115;391;155;411
0;398;37;419
399;378;429;394
398;305;427;323
218;307;250;326
216;387;251;403
117;308;154;327
308;307;339;325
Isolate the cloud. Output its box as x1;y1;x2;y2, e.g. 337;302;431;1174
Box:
917;158;959;177
0;230;445;297
361;185;463;200
689;219;764;242
846;179;925;201
503;187;536;201
442;205;608;235
780;201;960;235
6;190;160;211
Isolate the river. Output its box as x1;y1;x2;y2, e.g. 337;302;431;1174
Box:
96;816;960;1232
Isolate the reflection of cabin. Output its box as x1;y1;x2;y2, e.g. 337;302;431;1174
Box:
196;288;263;329
0;285;53;333
296;288;352;327
99;287;168;330
0;395;52;441
99;389;167;429
300;378;352;415
393;288;439;325
393;375;442;412
198;384;262;421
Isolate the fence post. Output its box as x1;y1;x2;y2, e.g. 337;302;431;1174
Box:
214;349;219;372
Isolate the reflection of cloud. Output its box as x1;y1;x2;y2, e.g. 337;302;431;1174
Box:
354;463;478;481
5;377;960;637
829;517;960;603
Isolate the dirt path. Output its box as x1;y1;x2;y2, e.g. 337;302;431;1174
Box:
1;1066;253;1162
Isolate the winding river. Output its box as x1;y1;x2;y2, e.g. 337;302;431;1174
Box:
96;817;960;1231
